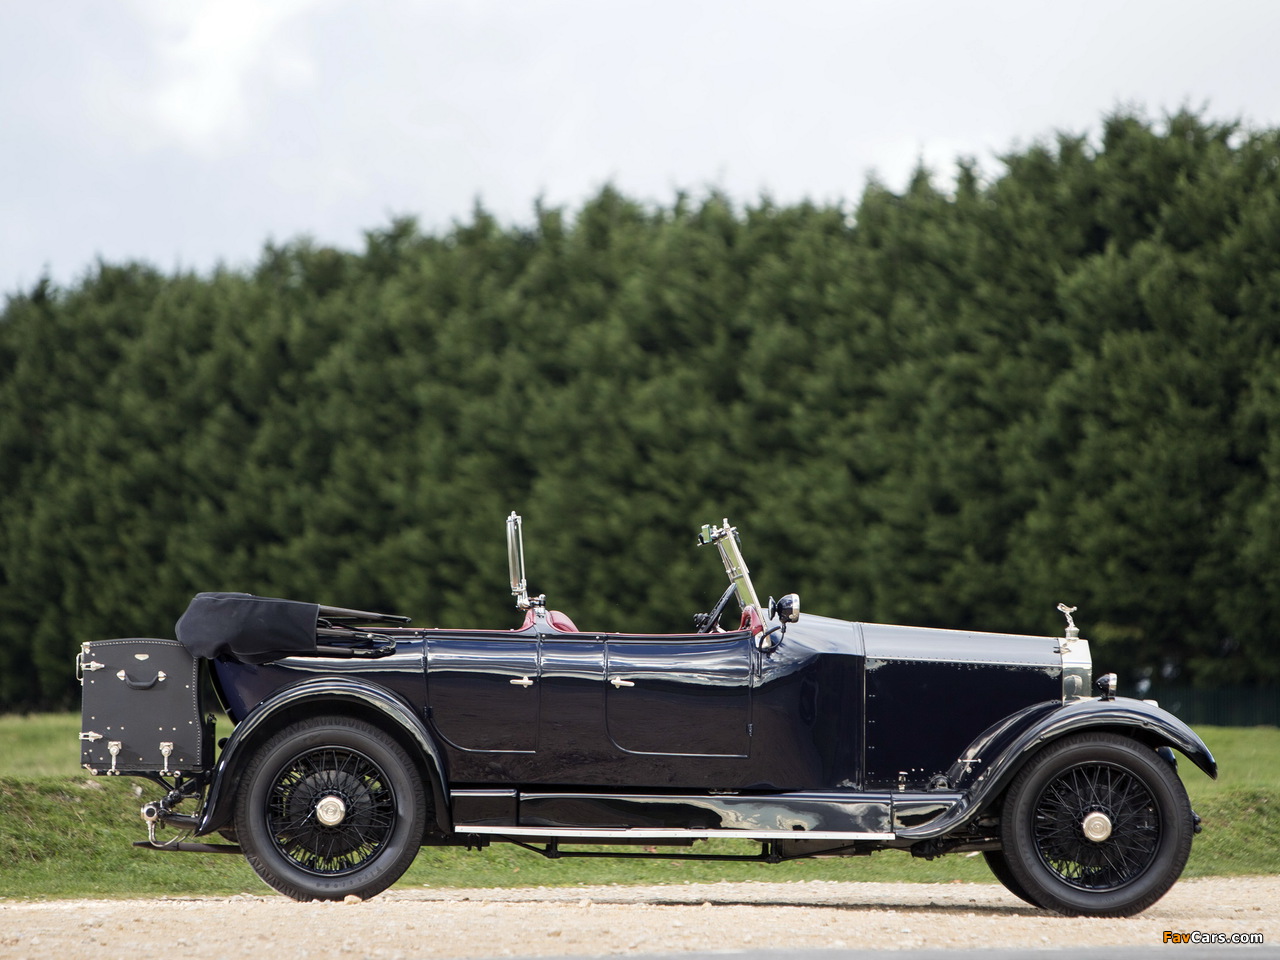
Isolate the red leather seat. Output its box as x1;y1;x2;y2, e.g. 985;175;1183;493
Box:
517;608;580;632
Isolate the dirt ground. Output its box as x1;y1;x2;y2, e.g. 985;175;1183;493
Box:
0;876;1274;960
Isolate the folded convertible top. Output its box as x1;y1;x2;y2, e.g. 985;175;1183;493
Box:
176;593;319;663
175;592;410;663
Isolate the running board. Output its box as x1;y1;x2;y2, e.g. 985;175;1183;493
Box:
450;788;939;837
452;825;895;841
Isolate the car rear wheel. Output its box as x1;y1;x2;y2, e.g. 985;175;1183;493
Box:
234;716;426;901
1000;732;1193;917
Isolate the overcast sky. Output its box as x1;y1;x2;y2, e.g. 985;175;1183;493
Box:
4;0;1280;297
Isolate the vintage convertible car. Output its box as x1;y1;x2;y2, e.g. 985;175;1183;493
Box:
78;515;1216;916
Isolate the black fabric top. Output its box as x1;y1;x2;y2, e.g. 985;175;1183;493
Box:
175;592;319;663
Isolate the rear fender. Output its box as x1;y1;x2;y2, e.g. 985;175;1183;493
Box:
898;696;1217;841
195;677;451;837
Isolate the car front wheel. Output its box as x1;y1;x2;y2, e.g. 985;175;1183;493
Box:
234;716;426;901
1000;732;1194;917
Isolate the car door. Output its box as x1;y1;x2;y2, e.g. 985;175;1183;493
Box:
425;631;540;752
603;631;754;757
534;630;608;774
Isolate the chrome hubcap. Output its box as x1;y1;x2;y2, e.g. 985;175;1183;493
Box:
1081;810;1112;842
315;795;347;827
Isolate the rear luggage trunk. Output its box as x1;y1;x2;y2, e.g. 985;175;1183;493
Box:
79;638;211;776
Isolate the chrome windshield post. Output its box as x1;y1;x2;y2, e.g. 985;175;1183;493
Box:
698;518;764;627
508;512;529;610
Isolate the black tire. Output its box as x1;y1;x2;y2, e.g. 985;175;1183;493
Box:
982;850;1040;907
234;716;427;901
1000;732;1193;917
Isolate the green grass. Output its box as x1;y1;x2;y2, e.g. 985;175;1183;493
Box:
0;712;83;776
0;716;1275;899
1172;724;1280;879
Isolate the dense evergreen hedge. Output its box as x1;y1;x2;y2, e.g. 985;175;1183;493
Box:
4;110;1279;711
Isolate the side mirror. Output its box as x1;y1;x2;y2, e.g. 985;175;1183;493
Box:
770;593;800;624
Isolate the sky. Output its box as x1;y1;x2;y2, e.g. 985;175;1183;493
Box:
4;0;1280;297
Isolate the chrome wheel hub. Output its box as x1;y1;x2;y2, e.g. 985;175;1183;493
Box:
315;795;347;827
1081;810;1112;842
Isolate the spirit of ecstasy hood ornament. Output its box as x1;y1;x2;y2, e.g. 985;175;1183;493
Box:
1057;602;1079;639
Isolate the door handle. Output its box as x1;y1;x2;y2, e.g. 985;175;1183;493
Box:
610;676;635;688
509;676;534;687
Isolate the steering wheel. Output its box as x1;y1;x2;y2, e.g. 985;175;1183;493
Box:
695;583;738;634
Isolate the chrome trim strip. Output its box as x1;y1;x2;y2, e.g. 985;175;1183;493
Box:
867;656;1059;667
453;825;895;841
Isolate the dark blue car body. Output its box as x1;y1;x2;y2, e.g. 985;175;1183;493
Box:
79;516;1216;916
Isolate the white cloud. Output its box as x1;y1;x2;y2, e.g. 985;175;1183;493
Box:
125;0;325;154
7;0;1280;295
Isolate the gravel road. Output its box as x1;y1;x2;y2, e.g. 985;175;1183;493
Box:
1;877;1274;960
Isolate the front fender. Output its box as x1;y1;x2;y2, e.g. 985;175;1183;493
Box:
898;696;1217;841
195;677;451;836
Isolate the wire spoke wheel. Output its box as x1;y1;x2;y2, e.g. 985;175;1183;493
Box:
267;746;397;875
235;716;428;901
1031;762;1159;891
1000;732;1194;917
